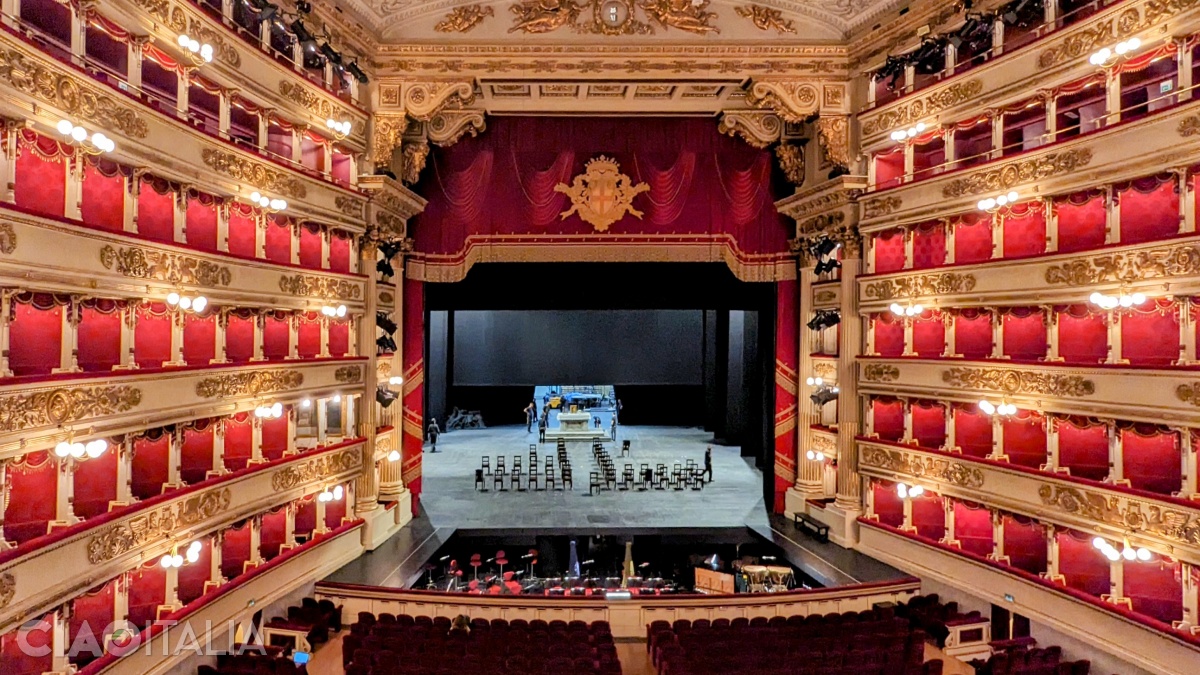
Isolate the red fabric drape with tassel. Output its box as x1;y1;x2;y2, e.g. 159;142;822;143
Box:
1117;174;1179;245
773;279;797;513
402;278;424;511
15;131;68;217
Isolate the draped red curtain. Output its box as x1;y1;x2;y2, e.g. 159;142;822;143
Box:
1122;301;1180;366
953;500;993;557
1003;514;1047;575
873;313;904;357
185;193;218;251
72;449;117;519
298;313;321;358
325;490;347;528
1002;308;1047;360
912;493;946;540
954;213;993;263
263;313;289;360
873;481;904;528
1054;191;1106;253
1057;305;1107;364
78;301;122;372
265;216;292;264
874;149;904;190
1122;426;1181;494
912;401;946;448
69;580;116;667
261;412;289;461
134;303;171;368
1057;417;1109;481
10;294;64;376
913;311;945;357
221;523;252;579
260;508;287;560
225;313;255;363
955;311;993;358
1003;411;1047;468
183;313;216;366
137;176;176;244
295;497;317;540
329;321;349;357
954;405;993;458
128;563;166;629
912;222;946;269
1125;560;1183;625
178;538;212;604
131;433;170;499
1117;174;1179;245
181;425;214;485
2;617;52;675
873;228;906;273
1002;202;1046;258
6;452;55;543
15;132;68;218
299;224;323;268
1058;529;1111;597
872;399;904;442
300;137;324;173
81;159;126;231
402;278;424;510
227;205;257;258
330;231;351;273
223;414;253;471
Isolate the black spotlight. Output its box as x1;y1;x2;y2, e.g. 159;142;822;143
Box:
320;43;342;66
814;258;842;276
377;257;395;279
814;238;839;258
346;62;369;84
807;310;841;332
376;386;398;409
296;0;313;13
810;386;839;408
379;240;402;259
377;312;397;335
290;19;316;50
377;334;397;353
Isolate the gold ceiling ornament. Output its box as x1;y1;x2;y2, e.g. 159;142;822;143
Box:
334;195;366;219
371;113;408;169
940;367;1095;398
401;140;430;185
271;447;362;491
775;142;805;186
279;274;363;300
862;364;900;382
863;272;976;300
1038;484;1200;547
195;370;304;398
99;244;232;287
0;385;141;432
86;488;232;564
403;81;477;121
745;80;820;124
1174;382;1200;407
554;156;650;232
0;571;13;608
435;4;495;32
861;195;902;219
735;4;795;33
200;149;307;200
0;47;149;139
817;116;851;168
428;110;486;147
860;79;982;137
1044;244;1200;286
717;110;782;149
508;0;718;35
639;0;719;34
509;0;586;34
942;149;1093;198
335;365;364;383
861;445;986;489
187;18;239;67
279;81;350;123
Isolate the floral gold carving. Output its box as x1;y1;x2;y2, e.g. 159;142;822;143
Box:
1179;115;1200;137
401;141;430;185
335;196;365;219
817;116;850;168
1037;19;1115;69
131;0;186;30
195;370;304;398
811;361;836;382
509;0;586;33
279;274;362;301
1038;484;1200;547
555;156;650;232
861;80;982;137
335;365;364;383
509;0;717;35
718;111;781;148
201;149;306;200
372;114;408;168
861;446;985;489
941;367;1095;398
0;385;141;432
404;81;476;121
0;572;14;608
86;488;232;563
746;80;819;123
279;81;349;124
814;289;836;304
187;19;239;67
862;364;900;382
942;150;1093;198
810;433;836;455
863;273;976;300
775;142;805;186
735;5;795;33
99;245;232;287
428;110;486;147
1174;382;1200;407
640;0;719;35
1044;244;1200;286
435;4;495;32
271;448;362;491
862;195;902;219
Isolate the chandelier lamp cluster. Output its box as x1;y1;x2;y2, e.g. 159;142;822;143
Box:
54;438;109;459
978;399;1017;416
249;191;288;212
889;302;925;317
805;449;827;461
1092;536;1152;562
896;482;925;499
317;485;344;503
177;33;214;63
56;120;115;154
254;402;285;419
321;303;348;318
326;118;353;137
1089;291;1146;310
167;291;208;313
889;122;927;142
1089;38;1142;67
977;191;1019;212
161;541;203;568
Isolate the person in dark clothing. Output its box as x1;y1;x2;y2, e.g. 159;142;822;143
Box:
538;415;547;443
703;446;713;482
610;416;617;441
428;419;441;453
524;402;536;432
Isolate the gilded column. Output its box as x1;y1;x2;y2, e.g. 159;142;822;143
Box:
354;240;380;516
795;265;823;498
834;250;863;512
0;289;15;377
0;458;10;549
205;532;226;593
52;296;82;374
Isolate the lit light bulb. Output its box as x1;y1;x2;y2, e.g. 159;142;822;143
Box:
1127;38;1140;51
897;483;908;498
85;439;107;458
167;292;180;305
70;442;85;458
996;194;1009;206
387;450;400;462
56;120;73;135
1092;537;1106;549
270;198;285;210
389;376;403;386
891;131;905;142
258;196;270;207
161;554;175;568
192;296;207;313
915;122;926;133
1118;295;1133;308
1104;548;1120;561
186;549;200;564
1130;293;1146;305
979;400;995;415
271;402;283;418
906;128;917;138
178;34;190;47
332;485;344;500
55;441;71;458
250;192;262;202
178;296;192;310
301;398;312;408
189;39;201;53
336;305;347;318
71;126;87;142
188;541;202;554
1089;292;1104;305
1135;547;1151;561
909;485;924;497
333;394;341;403
890;303;904;316
1121;547;1136;561
172;554;184;567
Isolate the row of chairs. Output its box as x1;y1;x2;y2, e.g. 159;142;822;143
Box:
476;444;575;492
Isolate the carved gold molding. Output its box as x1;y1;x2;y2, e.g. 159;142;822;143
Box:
99;245;232;287
334;365;364;383
1175;382;1200;407
0;572;14;609
817;116;850;168
814;289;837;303
940;367;1095;398
810;432;837;455
372;113;408;168
734;5;795;34
746;80;819;123
942;150;1093;198
1037;19;1116;69
555;156;649;232
861;80;982;137
271;447;362;491
130;0;186;31
401;141;429;185
861;195;902;219
334;195;365;219
775;142;805;186
1044;244;1200;286
0;385;141;432
0;221;15;254
187;18;239;68
812;361;837;380
717;110;781;149
435;4;495;32
1179;114;1200;137
861;445;985;489
86;488;232;564
507;0;718;35
1038;484;1200;547
403;81;476;121
279;274;362;301
279;81;353;124
863;273;976;300
195;370;304;398
200;149;307;200
862;364;900;382
428;110;486;147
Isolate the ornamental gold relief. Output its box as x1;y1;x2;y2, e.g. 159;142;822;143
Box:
279;81;348;123
860;445;985;489
334;196;365;219
941;367;1095;398
87;488;232;564
810;433;837;455
271;448;362;492
1037;19;1116;69
195;370;304;398
99;245;231;287
0;385;141;432
187;18;239;67
746;80;819;124
279;274;362;301
555;156;650;232
435;4;495;32
508;0;719;36
1044;244;1200;286
941;150;1092;199
1039;484;1200;547
862;364;900;382
427;110;486;147
863;273;976;301
334;365;364;383
0;221;16;255
1174;382;1200;407
0;572;14;609
775;143;805;186
131;0;187;31
813;289;837;304
861;80;983;137
811;361;837;380
201;149;307;200
735;5;795;34
717;110;781;149
861;195;902;219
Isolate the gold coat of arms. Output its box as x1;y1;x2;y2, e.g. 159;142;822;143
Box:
554;156;650;232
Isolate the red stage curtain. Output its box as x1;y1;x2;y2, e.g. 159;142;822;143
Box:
1002;203;1047;258
260;508;287;560
181;425;214;485
6;452;56;543
264;215;292;264
912;222;946;269
1125;561;1184;625
1057;305;1107;364
954;406;993;458
183;313;216;366
329;231;351;272
69;580;116;666
1002;308;1047;360
912;401;946;448
10;294;64;376
874;149;904;189
177;539;211;604
912;493;945;541
297;313;321;357
329;321;349;357
873;313;904;357
872;399;904;442
72;449;117;519
262;312;289;360
1054;191;1107;253
295;497;316;539
913;311;945;357
1057;529;1111;598
131;433;170;499
15;132;67;217
221;523;251;579
1122;425;1182;495
954;500;993;557
325;492;347;528
81;159;125;231
225;313;255;363
1118;174;1179;244
1122;300;1180;366
185;193;218;251
873;481;904;528
955;310;993;358
299;224;322;268
954;213;993;263
1003;412;1047;469
2;618;53;675
873;228;906;273
1003;514;1048;575
227;205;257;258
77;301;122;372
261;412;288;461
1057;417;1109;481
223;414;252;472
137;177;176;244
127;563;166;629
134;303;172;368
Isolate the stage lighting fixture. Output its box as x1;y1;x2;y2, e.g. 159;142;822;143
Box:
814;238;839;258
376;386;398;408
255;1;278;22
376;312;397;335
1002;0;1037;26
296;0;312;12
806;309;840;332
377;257;395;278
320;43;342;66
346;62;369;84
814;258;842;276
377;334;397;353
810;385;839;407
291;20;317;51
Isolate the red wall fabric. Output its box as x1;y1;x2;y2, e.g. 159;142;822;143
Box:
1003;311;1047;360
873;228;907;273
1003;412;1047;469
1058;306;1108;364
223;415;252;471
297;314;321;357
402;280;424;510
954;214;993;263
872;399;904;442
5;452;55;543
1002;205;1047;258
264;216;292;264
137;178;175;244
69;581;115;666
181;426;214;485
77;304;122;372
912;223;946;269
1123;427;1181;494
10;299;63;377
955;312;992;358
913;312;945;357
15;140;66;217
873;481;904;528
1003;515;1048;575
1055;192;1107;253
127;564;166;629
222;524;251;579
1125;561;1184;624
183;313;216;366
185;197;218;251
295;498;317;539
1122;303;1180;366
912;402;946;448
260;509;288;560
261;413;289;461
952;406;992;458
1058;530;1111;597
330;231;351;273
874;149;904;189
1057;419;1109;481
329;321;350;357
177;539;211;604
72;450;117;519
3;619;53;675
773;279;797;512
299;224;323;268
262;313;290;360
912;494;946;541
227;208;257;258
953;501;993;557
134;305;172;368
325;492;347;528
131;434;170;500
81;162;124;231
225;314;255;363
1118;176;1179;244
873;314;904;357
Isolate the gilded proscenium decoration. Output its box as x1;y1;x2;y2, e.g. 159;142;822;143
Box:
640;0;719;34
555;156;650;232
334;365;364;384
401;141;430;185
862;364;900;382
271;448;362;491
735;5;795;33
99;245;232;287
1039;484;1200;547
863;273;976;301
941;367;1096;398
279;274;362;301
132;0;186;31
817;116;851;168
775;143;805;186
86;488;232;564
862;195;902;219
717;111;781;149
942;150;1093;199
435;4;495;32
861;80;983;137
403;81;476;121
0;221;15;254
427;110;486;148
745;81;818;124
0;385;141;432
372;114;408;168
0;47;149;139
861;446;985;489
195;370;304;398
812;361;836;380
200;149;307;200
1044;244;1200;286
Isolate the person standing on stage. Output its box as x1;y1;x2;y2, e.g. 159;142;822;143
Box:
524;402;536;432
538;415;547;443
427;419;441;453
610;416;617;441
703;445;713;482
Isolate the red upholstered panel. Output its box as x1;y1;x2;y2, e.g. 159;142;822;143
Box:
954;313;993;358
264;217;292;264
297;314;321;358
329;321;350;357
131;434;170;500
225;314;254;363
77;305;121;372
295;498;316;538
874;149;904;189
180;426;214;485
1057;419;1110;481
1123;427;1182;495
872;399;904;442
912;494;945;541
5;452;55;543
177;539;211;604
301;136;324;172
1002;206;1047;258
262;314;289;360
2;617;53;675
954;406;993;458
137;179;175;244
1122;303;1180;366
1118;176;1179;245
954;214;993;263
223;414;252;472
185;197;218;251
1055;192;1107;253
260;412;289;461
1003;515;1048;575
260;509;287;560
183;313;216;366
72;449;117;519
299;225;323;268
332;151;352;185
873;481;904;528
15;141;66;217
1058;529;1111;597
873;314;904;357
227;209;257;258
1125;561;1184;625
953;501;993;557
325;492;347;528
69;581;115;666
912;402;946;448
1002;311;1047;360
1058;306;1108;364
912;313;945;357
912;223;946;269
873;228;906;273
134;305;171;369
266;125;291;159
330;231;351;273
10;299;62;376
1003;412;1047;469
222;524;251;579
128;564;166;629
81;162;124;231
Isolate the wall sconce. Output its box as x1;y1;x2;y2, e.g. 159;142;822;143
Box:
326;118;352;137
388;376;403;387
56;120;115;154
167;292;208;313
805;449;826;461
1089;38;1141;67
1093;536;1151;562
889;303;924;317
161;541;202;568
1089;291;1146;310
318;485;344;502
321;304;347;318
250;191;287;212
890;122;927;142
54;438;108;459
254;402;284;419
896;482;924;499
387;450;401;462
177;34;214;63
300;398;312;408
977;191;1018;211
978;399;1016;416
805;376;826;387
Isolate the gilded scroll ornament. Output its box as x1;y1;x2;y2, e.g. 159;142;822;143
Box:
334;195;365;218
428;110;487;147
814;289;837;304
131;0;186;31
0;385;141;432
810;433;837;455
745;80;819;123
435;4;495;32
1037;19;1116;69
271;448;363;491
817;116;851;168
279;274;362;300
335;365;364;383
941;367;1095;397
1038;484;1200;547
0;572;14;609
1044;245;1200;286
99;245;232;287
861;80;982;137
863;273;976;300
404;81;476;121
942;150;1092;198
87;488;232;564
188;19;239;67
775;143;805;186
201;149;306;199
1174;382;1200;407
717;111;781;149
401;141;430;185
279;81;346;122
862;195;902;219
811;361;837;380
195;370;304;398
735;5;795;33
372;114;408;169
555;156;650;232
860;446;985;489
862;364;900;382
376;211;405;239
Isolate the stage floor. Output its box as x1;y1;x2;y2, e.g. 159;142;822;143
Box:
418;425;769;530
